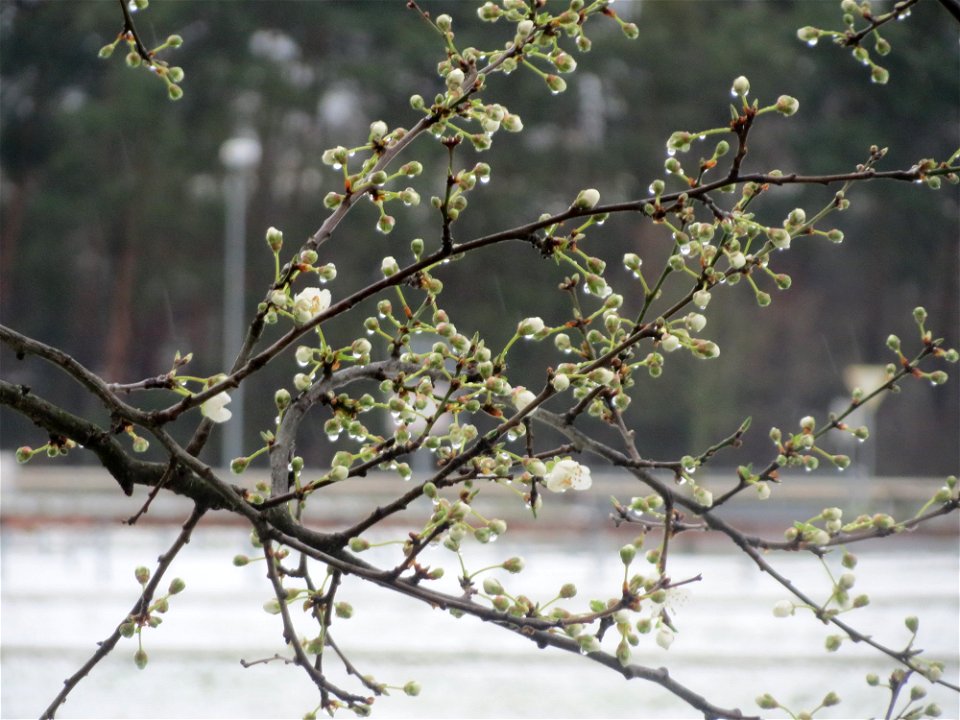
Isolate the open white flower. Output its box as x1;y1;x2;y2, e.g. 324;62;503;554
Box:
200;392;233;423
292;287;331;325
545;459;592;493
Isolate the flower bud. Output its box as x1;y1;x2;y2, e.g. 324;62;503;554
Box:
446;68;466;90
756;694;778;710
483;577;504;595
134;648;149;670
135;566;151;585
772;600;794;617
619;544;636;566
381;256;399;277
502;556;524;573
517;316;546;336
230;456;250;474
573;188;600;210
403;681;421;697
545;74;567;94
731;75;750;97
775;95;799;116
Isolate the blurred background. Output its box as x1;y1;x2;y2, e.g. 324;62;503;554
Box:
1;0;957;473
1;3;958;718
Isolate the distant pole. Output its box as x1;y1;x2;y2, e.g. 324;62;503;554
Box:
842;364;889;480
219;133;261;469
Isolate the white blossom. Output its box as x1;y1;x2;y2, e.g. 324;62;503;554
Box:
292;287;331;325
200;392;232;423
545;459;592;493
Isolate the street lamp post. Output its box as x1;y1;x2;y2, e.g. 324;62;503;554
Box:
219;133;262;469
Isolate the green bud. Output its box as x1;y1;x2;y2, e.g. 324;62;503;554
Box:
167;84;183;101
119;620;136;638
825;634;842;651
775;95;799;116
502;556;524;573
168;577;186;594
545;74;567;94
483;577;504;595
403;681;421;697
230;456;249;474
822;691;840;707
135;566;151;585
334;602;353;619
233;554;250;566
905;615;919;633
134;648;149;669
871;65;889;85
98;43;116;59
345;538;369;554
756;693;779;710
